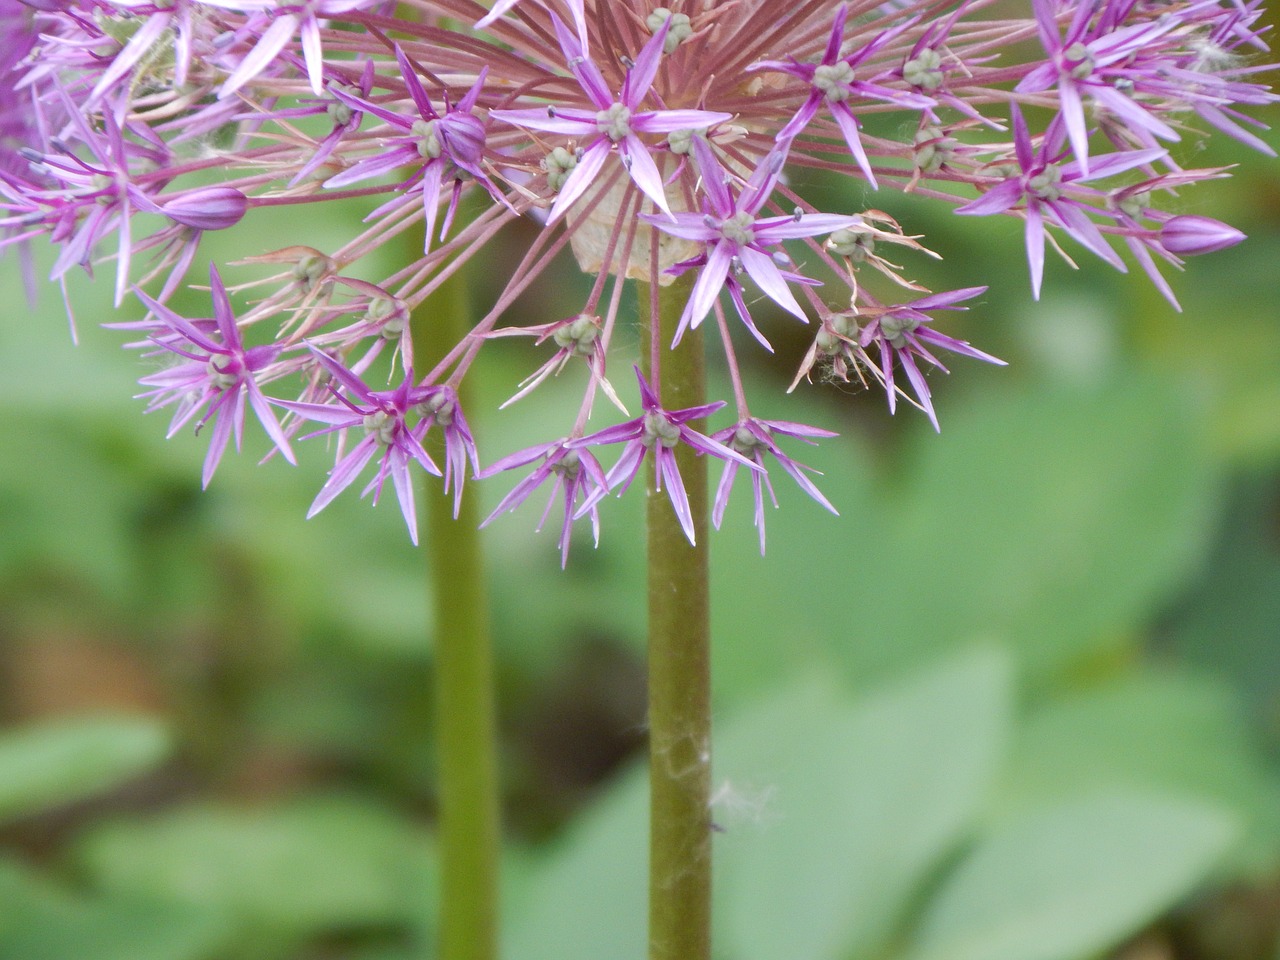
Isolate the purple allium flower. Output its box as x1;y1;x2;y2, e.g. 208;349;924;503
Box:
570;367;759;546
130;265;295;487
956;107;1165;299
642;139;863;348
857;287;1005;431
13;0;1272;550
275;347;441;543
749;5;934;187
489;15;731;220
324;47;507;251
479;438;609;567
1018;0;1183;175
711;417;838;555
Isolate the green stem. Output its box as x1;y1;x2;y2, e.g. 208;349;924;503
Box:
642;274;713;960
413;273;500;960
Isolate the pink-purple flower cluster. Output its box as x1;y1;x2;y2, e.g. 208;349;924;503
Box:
2;0;1273;557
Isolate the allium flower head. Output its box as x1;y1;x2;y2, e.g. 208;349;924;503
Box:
7;0;1273;551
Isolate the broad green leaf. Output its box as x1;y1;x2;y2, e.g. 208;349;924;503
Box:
1167;474;1280;744
0;858;229;960
0;897;229;960
708;382;882;707
907;792;1237;960
999;670;1280;877
838;373;1219;686
717;647;1012;960
503;765;648;960
76;795;435;938
0;716;170;824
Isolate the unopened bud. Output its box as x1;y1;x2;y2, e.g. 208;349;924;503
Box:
160;186;248;231
1159;215;1245;255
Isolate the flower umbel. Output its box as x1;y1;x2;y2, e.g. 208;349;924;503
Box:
6;0;1273;551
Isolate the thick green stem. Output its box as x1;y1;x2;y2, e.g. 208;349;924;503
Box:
642;274;713;960
413;273;500;960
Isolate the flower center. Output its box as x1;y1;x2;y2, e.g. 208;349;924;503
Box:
642;410;681;449
206;353;240;388
826;226;875;261
720;211;756;245
415;390;455;426
363;409;398;446
903;48;944;91
552;313;600;356
813;61;855;102
412;118;442;159
1027;163;1063;201
879;312;920;348
542;146;579;191
551;448;581;479
1064;41;1095;80
596;103;633;141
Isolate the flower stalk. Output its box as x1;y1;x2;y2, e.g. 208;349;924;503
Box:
414;267;500;960
643;273;713;960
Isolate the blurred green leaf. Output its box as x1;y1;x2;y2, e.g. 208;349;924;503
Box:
0;716;169;825
906;792;1237;960
1167;473;1280;747
76;795;435;941
0;857;229;960
841;372;1220;685
998;669;1280;877
503;766;648;960
716;647;1012;960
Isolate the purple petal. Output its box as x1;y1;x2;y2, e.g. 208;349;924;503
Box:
547;140;609;222
623;16;670;106
738;245;807;322
620;134;671;215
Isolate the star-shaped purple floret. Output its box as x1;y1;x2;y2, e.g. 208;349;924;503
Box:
489;15;731;220
859;286;1005;431
1017;0;1182;175
750;6;934;188
478;438;610;567
711;417;839;555
274;347;443;544
132;264;295;487
568;367;760;545
324;47;508;251
643;139;863;347
956;106;1165;298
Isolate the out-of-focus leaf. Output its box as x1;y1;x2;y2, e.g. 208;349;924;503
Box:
0;857;229;960
0;897;229;960
906;792;1237;960
0;715;169;824
502;765;648;960
76;795;435;939
998;670;1280;877
839;372;1219;686
1167;474;1280;747
708;386;882;707
717;647;1012;960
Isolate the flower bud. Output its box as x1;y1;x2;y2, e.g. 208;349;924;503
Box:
161;187;248;231
438;112;486;167
1159;215;1245;255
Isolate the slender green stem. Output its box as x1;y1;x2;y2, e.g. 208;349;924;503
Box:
413;273;500;960
642;274;713;960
